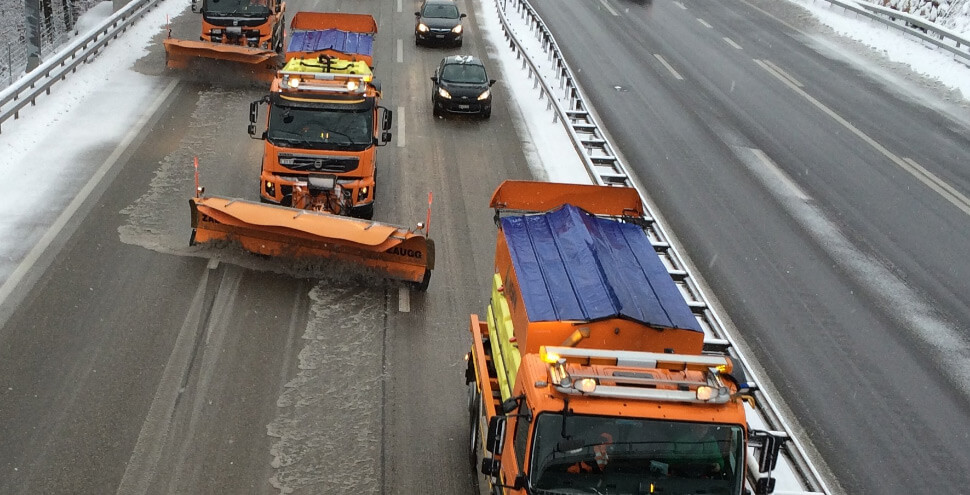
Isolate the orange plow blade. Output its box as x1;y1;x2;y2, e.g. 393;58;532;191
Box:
189;196;434;289
164;39;280;77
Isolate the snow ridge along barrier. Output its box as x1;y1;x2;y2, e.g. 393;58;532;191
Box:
0;0;163;133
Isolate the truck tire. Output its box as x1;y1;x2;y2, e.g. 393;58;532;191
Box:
467;381;481;472
351;202;374;220
413;269;431;292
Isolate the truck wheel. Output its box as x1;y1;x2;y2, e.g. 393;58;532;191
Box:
413;269;431;292
468;381;481;472
351;202;374;220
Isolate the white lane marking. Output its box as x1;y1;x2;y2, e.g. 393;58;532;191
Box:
397;38;403;64
0;78;179;310
751;149;810;201
398;287;410;312
397;106;406;148
902;158;970;215
397;0;403;13
118;265;242;494
733;145;970;399
207;258;220;270
758;59;803;87
674;1;686;9
653;54;684;80
598;0;619;16
757;59;970;217
697;18;712;28
723;37;743;50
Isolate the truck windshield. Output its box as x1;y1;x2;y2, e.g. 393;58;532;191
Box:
203;0;270;16
267;106;373;151
530;413;744;495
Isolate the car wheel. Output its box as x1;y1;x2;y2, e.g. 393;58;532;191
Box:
433;104;442;117
481;108;491;119
456;39;463;48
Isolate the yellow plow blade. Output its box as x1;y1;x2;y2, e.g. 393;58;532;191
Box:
189;196;434;289
164;39;280;79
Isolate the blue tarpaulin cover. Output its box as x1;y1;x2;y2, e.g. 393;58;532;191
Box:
287;29;374;58
502;204;702;332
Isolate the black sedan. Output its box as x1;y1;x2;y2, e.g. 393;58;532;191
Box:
430;55;496;119
415;0;466;47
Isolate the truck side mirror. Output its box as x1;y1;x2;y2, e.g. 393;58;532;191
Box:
380;131;392;144
748;429;785;494
480;457;501;477
249;101;258;124
752;431;782;473
485;416;506;455
382;109;393;131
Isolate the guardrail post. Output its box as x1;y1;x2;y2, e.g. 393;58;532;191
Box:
24;0;43;72
6;45;12;86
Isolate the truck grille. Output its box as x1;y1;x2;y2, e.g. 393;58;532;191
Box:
278;153;360;173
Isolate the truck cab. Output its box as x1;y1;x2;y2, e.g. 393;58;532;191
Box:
196;0;285;52
250;57;391;219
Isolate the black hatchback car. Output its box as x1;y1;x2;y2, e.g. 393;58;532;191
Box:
415;0;466;47
430;55;496;118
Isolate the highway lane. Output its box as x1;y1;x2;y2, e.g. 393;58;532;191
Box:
528;0;970;493
0;0;533;493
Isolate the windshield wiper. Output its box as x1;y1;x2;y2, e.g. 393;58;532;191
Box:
268;130;311;148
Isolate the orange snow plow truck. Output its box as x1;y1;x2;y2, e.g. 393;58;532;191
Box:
163;0;285;76
465;181;786;494
248;12;388;220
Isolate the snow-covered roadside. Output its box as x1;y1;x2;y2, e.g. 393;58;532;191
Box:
794;0;970;101
0;0;183;295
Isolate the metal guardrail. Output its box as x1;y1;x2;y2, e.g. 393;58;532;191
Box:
493;0;633;188
0;0;162;133
492;0;832;493
831;0;970;65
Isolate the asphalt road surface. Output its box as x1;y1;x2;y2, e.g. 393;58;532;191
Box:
0;0;530;493
3;0;970;493
527;0;970;493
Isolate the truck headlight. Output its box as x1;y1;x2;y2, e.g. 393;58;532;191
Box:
437;87;451;99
